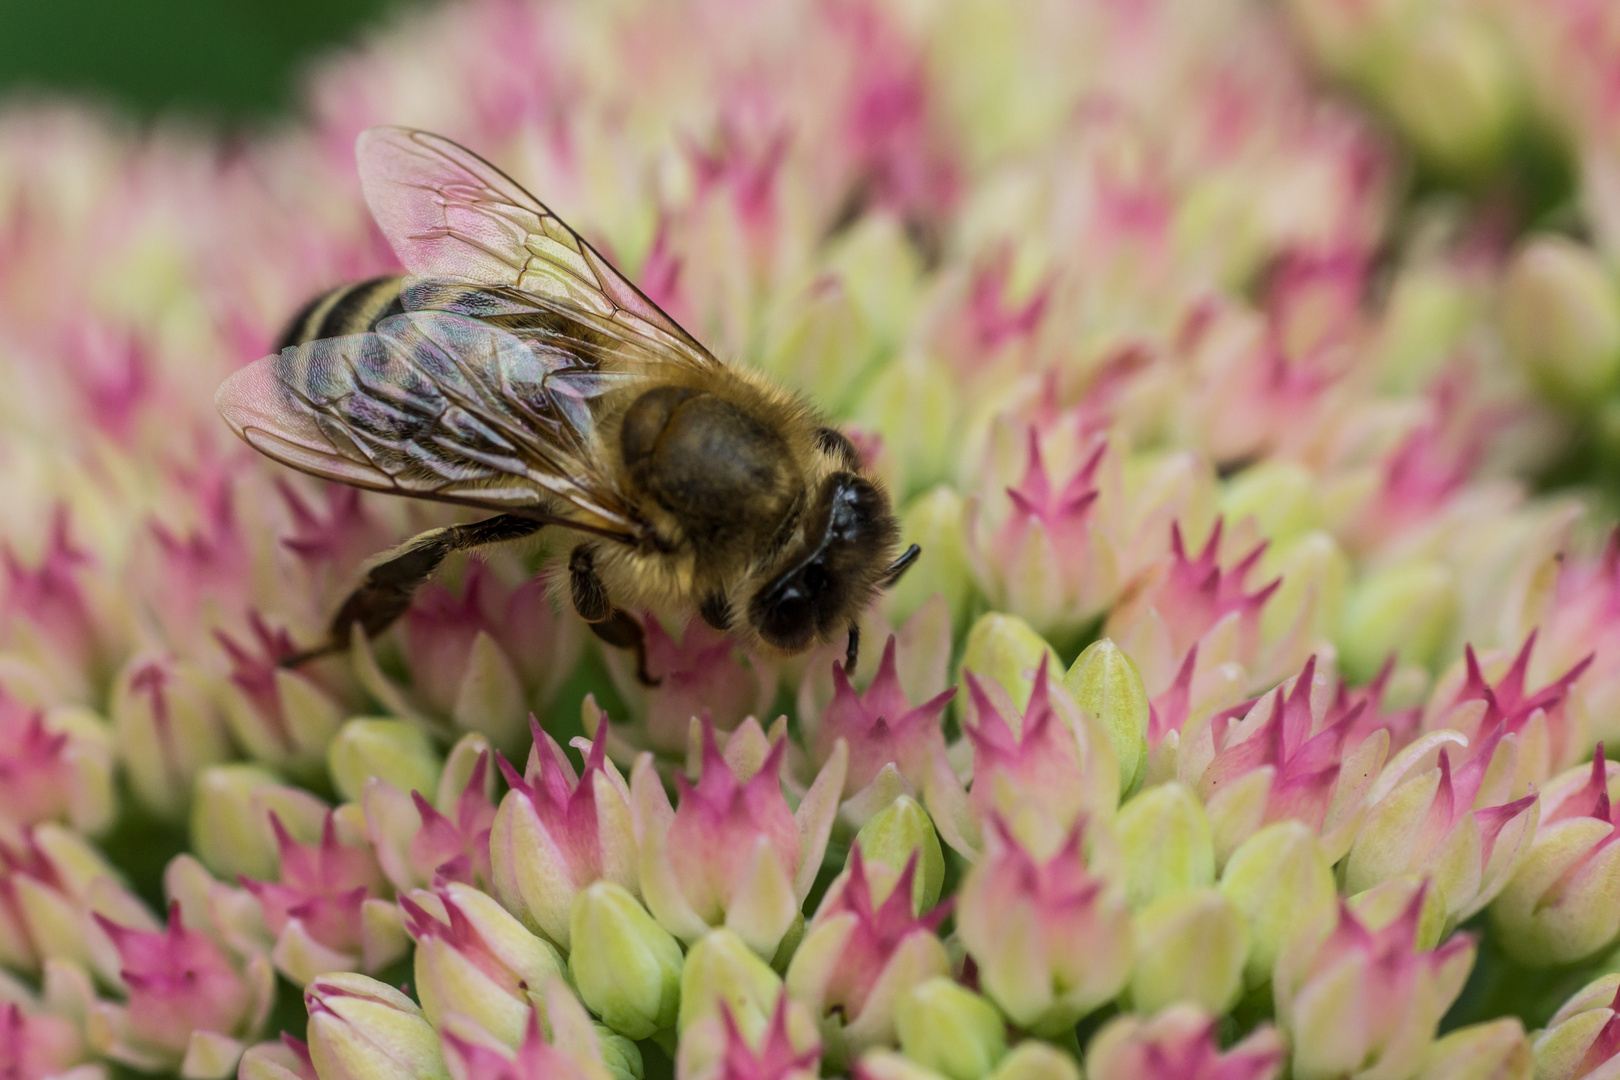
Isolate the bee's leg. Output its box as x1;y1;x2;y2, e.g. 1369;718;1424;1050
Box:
844;622;860;675
568;545;659;688
282;514;544;667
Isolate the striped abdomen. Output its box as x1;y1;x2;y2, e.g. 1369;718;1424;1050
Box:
276;275;407;351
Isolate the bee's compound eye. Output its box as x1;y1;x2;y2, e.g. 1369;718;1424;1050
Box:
751;568;821;652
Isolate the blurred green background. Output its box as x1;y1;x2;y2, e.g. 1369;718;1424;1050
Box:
0;0;421;121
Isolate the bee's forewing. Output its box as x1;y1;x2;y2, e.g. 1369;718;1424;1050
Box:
214;352;400;493
356;126;718;371
215;310;638;529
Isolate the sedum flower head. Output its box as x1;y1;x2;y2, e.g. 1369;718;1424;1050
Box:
89;902;275;1075
240;812;393;985
1275;885;1475;1080
1085;1005;1284;1080
956;816;1132;1035
489;720;636;949
635;718;842;957
807;636;954;800
1490;746;1620;965
0;996;96;1080
785;845;950;1066
1534;975;1620;1080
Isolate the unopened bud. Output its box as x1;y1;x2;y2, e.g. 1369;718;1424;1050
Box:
327;718;441;804
189;764;328;882
891;488;973;628
1062;639;1149;795
1219;822;1337;986
959;614;1061;720
568;883;682;1040
853;797;944;913
1383;14;1518;177
894;978;1006;1080
1338;562;1457;683
305;973;447;1080
1115;782;1215;908
1129;888;1248;1014
1501;235;1620;408
677;929;782;1038
1419;1019;1531;1080
987;1042;1079;1080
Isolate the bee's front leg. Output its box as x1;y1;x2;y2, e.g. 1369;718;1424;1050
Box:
568;545;659;688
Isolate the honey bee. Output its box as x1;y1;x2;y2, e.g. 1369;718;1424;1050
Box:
215;127;920;684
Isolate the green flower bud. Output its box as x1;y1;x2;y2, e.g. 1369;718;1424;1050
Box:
568;883;682;1040
1338;561;1457;683
111;654;230;819
406;884;566;1046
1062;639;1148;795
856;1051;952;1080
1221;461;1319;551
1383;14;1518;177
327;718;441;804
1116;782;1215;908
1490;756;1620;967
1220;822;1338;987
677;929;781;1038
189;764;329;881
828;215;924;355
762;275;876;411
238;1041;311;1080
1129;888;1249;1015
1501;235;1620;408
1534;974;1620;1080
450;631;530;753
988;1042;1080;1080
1259;533;1349;661
891;487;974;628
1348;876;1447;950
305;973;448;1080
959;613;1061;718
853;796;945;913
1377;268;1477;393
1420;1019;1531;1080
855;358;959;500
894;978;1006;1080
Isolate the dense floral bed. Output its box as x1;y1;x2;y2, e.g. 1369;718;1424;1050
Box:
5;1;1620;1078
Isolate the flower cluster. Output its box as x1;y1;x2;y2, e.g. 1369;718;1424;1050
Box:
3;0;1620;1079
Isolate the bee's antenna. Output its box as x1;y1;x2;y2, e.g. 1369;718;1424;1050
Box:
878;544;921;588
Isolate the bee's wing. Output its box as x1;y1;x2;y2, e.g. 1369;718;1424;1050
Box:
356;126;719;373
215;309;643;537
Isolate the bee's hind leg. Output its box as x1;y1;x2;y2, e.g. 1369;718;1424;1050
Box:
282;514;545;667
568;545;660;688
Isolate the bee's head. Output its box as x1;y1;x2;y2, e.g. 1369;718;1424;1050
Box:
747;471;915;654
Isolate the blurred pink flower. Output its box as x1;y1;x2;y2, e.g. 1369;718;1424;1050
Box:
241;813;388;960
0;1000;91;1080
90;902;273;1071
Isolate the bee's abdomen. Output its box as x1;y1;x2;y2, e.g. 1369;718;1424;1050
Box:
276;275;406;351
